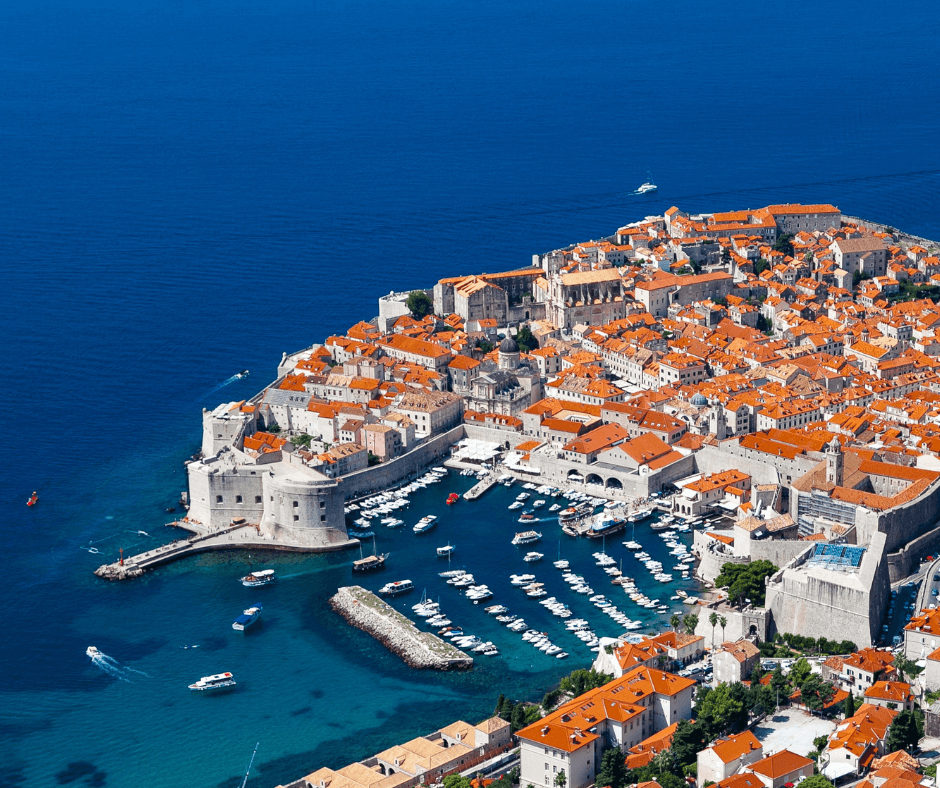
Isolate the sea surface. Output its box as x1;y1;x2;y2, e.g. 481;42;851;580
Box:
3;0;940;785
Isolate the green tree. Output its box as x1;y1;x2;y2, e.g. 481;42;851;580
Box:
709;612;719;646
595;747;630;788
670;613;681;633
769;665;788;708
755;258;770;275
797;776;834;788
799;674;836;712
558;669;612;696
406;291;433;318
894;655;924;682
515;326;540;353
844;690;855;718
695;683;747;739
774;234;794;257
510;704;526;732
554;770;566;788
291;433;314;449
714;561;778;607
789;658;812;688
718;616;727;642
886;710;920;752
368;451;381;467
669;719;704;768
749;662;765;685
683;614;699;635
444;776;473;788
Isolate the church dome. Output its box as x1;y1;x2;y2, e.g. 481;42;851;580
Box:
690;392;708;407
499;335;519;354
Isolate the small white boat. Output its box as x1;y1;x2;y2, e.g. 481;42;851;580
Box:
86;646;100;658
512;531;542;545
189;672;236;691
436;544;455;557
413;515;438;533
232;605;262;631
240;569;275;588
523;552;544;562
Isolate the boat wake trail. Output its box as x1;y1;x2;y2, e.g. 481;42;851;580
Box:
200;371;250;401
88;650;150;682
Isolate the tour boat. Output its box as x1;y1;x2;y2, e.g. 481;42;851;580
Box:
86;646;100;658
189;672;236;691
559;502;593;525
413;515;438;533
586;514;626;538
511;530;542;546
446;493;460;505
436;544;456;557
240;569;275;587
523;552;544;562
352;552;388;572
518;513;537;523
27;491;38;507
380;579;414;596
233;605;263;631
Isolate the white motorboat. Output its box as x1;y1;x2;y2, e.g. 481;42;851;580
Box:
189;672;236;691
436;544;455;557
523;552;544;562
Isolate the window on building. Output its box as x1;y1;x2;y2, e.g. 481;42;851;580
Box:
293;515;299;522
293;501;299;508
216;495;223;503
321;515;326;522
236;495;243;504
255;496;262;504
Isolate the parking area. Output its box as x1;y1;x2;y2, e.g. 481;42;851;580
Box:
752;708;836;757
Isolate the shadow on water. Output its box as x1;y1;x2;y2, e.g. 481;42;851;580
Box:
54;761;107;786
0;763;26;788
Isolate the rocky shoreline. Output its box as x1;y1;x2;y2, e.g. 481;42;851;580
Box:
330;586;473;670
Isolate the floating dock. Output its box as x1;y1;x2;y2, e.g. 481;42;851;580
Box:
330;586;473;670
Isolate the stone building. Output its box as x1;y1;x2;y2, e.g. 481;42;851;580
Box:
535;268;626;330
696;731;763;788
711;639;760;685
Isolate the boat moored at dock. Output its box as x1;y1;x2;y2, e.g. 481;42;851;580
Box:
352;552;388;572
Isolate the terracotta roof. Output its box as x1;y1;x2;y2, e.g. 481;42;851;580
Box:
709;730;762;764
747;749;813;779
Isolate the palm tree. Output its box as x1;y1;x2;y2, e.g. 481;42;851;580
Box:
555;770;567;788
719;615;727;643
709;612;719;647
670;613;681;632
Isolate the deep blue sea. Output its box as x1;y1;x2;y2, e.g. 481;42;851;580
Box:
3;0;940;785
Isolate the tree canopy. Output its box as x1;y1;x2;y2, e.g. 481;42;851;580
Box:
773;234;795;257
714;560;777;606
515;326;540;353
596;747;630;788
694;683;749;739
558;669;612;697
669;719;704;768
799;674;836;711
886;710;921;753
406;290;433;318
797;776;834;788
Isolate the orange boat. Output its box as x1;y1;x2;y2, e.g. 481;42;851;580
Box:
446;493;460;505
27;491;38;507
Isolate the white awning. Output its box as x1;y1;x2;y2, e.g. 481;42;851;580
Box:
822;761;856;780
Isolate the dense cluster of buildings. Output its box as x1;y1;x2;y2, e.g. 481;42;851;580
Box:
187;202;940;648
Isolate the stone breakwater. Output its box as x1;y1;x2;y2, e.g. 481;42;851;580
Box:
330;586;473;670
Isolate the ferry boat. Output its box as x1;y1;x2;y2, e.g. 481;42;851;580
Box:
240;569;275;587
189;672;236;691
446;493;460;505
436;544;455;557
512;530;542;545
413;515;438;533
559;502;593;525
233;605;262;631
380;579;414;596
27;491;38;507
586;514;626;539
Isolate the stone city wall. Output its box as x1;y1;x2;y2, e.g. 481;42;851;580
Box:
339;426;466;501
694;443;819;486
886;517;940;582
855;479;940;553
